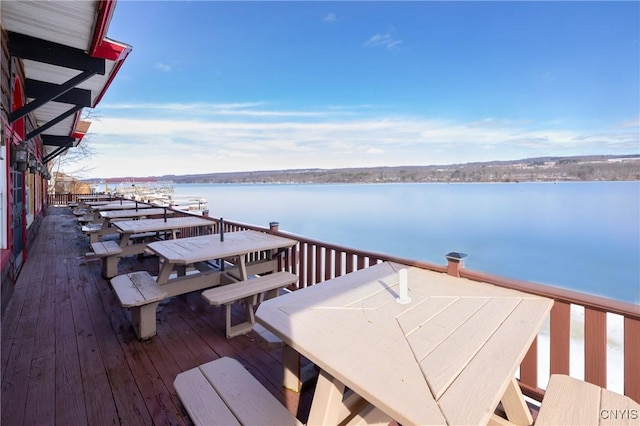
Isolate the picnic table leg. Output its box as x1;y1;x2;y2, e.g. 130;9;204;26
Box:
307;370;346;426
176;265;187;277
283;345;302;392
238;255;248;280
500;378;533;425
90;232;100;244
131;301;160;340
156;261;175;285
102;255;119;278
119;233;131;248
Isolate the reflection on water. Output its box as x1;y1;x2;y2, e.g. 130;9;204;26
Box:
176;181;639;303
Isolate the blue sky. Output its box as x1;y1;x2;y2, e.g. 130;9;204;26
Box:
80;1;640;178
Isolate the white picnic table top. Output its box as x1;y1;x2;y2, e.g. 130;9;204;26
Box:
92;202;153;211
84;201;113;207
99;208;175;220
78;195;113;201
147;230;299;294
256;261;553;426
147;230;298;266
113;216;213;234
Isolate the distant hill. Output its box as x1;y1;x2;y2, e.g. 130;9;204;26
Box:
87;154;640;184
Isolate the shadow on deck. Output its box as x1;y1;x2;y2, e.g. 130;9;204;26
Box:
1;207;314;425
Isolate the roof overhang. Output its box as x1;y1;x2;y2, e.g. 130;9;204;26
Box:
1;0;131;162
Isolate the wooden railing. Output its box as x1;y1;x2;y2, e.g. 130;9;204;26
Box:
460;269;640;404
47;193;122;206
219;217;640;405
49;194;640;404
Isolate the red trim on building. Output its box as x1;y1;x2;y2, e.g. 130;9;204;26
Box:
92;46;131;106
89;0;117;57
93;39;130;61
87;0;132;107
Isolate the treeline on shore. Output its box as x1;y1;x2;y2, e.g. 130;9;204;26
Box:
157;155;640;184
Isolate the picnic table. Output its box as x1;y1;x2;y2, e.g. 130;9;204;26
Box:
91;201;153;211
77;195;115;205
148;230;298;291
78;195;113;201
113;216;213;247
256;261;553;425
84;207;174;244
111;230;299;339
91;215;210;278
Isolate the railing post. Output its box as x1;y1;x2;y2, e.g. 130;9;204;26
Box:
269;221;279;234
445;252;467;277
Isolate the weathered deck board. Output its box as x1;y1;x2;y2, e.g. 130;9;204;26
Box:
55;253;89;426
24;241;57;425
77;254;154;425
1;207;314;425
1;214;50;425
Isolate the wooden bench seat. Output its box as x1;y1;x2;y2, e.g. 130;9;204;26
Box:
81;223;102;232
82;223;118;243
129;231;159;241
90;241;123;278
202;271;298;338
77;215;94;224
174;356;302;426
110;271;167;340
536;375;640;425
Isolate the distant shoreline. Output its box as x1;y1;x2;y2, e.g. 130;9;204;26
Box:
87;154;640;184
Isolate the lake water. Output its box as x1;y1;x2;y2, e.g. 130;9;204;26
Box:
174;181;639;304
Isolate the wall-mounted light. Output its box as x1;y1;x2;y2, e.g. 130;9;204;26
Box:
13;143;28;171
29;156;37;173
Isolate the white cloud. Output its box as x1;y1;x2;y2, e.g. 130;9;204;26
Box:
99;101;331;118
75;102;640;178
364;33;402;50
154;62;172;72
323;13;337;23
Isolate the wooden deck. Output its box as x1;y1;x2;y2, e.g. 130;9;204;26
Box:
1;207;314;425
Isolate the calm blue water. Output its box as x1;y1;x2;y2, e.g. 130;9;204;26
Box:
174;181;639;304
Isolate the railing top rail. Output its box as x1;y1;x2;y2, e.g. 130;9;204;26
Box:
461;269;640;319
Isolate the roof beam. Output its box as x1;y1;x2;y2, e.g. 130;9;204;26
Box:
42;135;75;147
43;144;73;164
7;31;106;74
25;104;84;141
10;70;95;123
25;79;92;107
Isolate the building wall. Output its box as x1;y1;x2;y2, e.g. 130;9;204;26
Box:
1;26;13;312
1;25;46;316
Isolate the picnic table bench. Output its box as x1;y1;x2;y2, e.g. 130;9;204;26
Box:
174;357;388;426
174;357;302;426
202;271;298;338
536;374;640;425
